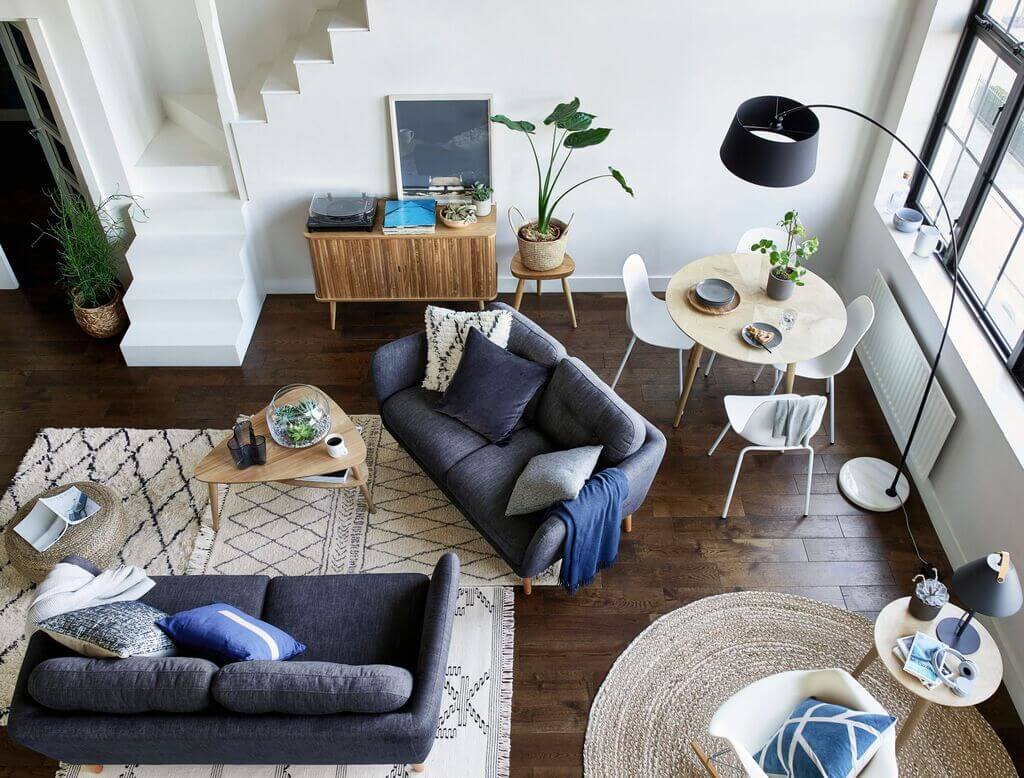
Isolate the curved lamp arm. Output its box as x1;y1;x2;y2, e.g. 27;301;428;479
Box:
776;103;960;497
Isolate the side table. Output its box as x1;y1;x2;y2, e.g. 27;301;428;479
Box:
851;596;1003;752
510;252;577;328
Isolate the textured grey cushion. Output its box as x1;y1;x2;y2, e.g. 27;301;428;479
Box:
213;661;413;715
38;601;176;659
28;656;216;713
536;357;645;465
506;445;602;516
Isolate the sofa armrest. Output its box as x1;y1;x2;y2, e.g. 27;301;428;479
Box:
519;515;567;579
406;552;460;741
618;419;666;517
371;331;428;407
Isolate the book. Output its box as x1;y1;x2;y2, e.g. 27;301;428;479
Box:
383;199;436;234
14;486;101;552
295;469;349;485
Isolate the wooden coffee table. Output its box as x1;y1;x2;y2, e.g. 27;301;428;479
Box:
193;392;374;531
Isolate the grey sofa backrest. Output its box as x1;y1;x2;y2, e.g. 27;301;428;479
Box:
487;302;566;367
535;357;646;465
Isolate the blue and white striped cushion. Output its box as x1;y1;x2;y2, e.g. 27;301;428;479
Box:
157;603;305;662
753;697;895;778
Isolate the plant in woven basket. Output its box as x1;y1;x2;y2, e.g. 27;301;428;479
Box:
491;97;633;242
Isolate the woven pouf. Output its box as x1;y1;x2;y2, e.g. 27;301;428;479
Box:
4;482;127;582
584;592;1017;777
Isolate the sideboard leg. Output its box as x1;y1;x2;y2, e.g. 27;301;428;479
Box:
522;578;532;595
329;301;337;331
513;279;526;310
476;299;485;311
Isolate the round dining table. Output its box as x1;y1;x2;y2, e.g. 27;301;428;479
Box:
666;252;848;428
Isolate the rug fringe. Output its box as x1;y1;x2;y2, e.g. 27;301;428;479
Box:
498;586;514;778
186;524;216;575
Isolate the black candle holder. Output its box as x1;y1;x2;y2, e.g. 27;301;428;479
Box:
228;418;266;469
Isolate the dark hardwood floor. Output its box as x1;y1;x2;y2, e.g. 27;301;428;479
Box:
0;286;1021;776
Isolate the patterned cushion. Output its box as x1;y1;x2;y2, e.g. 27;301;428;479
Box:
753;697;896;778
422;305;512;391
505;445;603;516
157;602;306;662
37;601;176;659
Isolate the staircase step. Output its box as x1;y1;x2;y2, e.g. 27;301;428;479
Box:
294;11;334;63
162;93;225;152
132;192;245;236
265;40;302;92
133;121;233;193
126;234;246;279
329;0;370;31
124;277;245;322
120;321;250;366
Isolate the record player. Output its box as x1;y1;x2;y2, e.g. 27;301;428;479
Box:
306;193;377;232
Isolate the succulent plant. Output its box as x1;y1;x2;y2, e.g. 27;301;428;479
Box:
441;203;478;224
470;181;493;202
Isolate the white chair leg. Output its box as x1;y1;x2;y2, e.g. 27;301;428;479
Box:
770;369;783;394
828;376;836;445
678;348;684;395
703;351;717;377
611;335;637;390
804;446;815;516
722;448;749;519
752;364;766;383
708;423;731;456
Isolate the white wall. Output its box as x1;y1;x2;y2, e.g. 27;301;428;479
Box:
838;0;1024;717
231;0;918;292
132;0;213;95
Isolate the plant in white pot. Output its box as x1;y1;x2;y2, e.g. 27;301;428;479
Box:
471;181;493;217
751;210;820;301
491;97;633;271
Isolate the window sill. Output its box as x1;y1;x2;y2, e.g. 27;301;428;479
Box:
872;200;1024;466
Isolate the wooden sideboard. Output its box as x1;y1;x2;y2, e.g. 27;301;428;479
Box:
304;200;497;329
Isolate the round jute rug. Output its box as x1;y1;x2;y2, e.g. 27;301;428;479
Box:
584;592;1017;776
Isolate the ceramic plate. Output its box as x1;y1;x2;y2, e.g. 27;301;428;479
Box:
695;278;736;306
741;321;783;349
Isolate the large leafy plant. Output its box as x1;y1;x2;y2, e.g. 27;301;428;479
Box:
491;97;633;239
751;210;820;285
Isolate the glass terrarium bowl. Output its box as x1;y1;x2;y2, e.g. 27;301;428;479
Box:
265;384;332;449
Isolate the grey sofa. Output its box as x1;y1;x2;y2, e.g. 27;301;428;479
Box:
7;554;460;769
372;303;666;587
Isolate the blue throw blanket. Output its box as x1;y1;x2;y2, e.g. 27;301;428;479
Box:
548;468;629;594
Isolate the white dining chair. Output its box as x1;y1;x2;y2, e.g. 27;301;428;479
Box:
690;669;898;778
611;254;716;394
708;394;826;518
700;227;791;378
752;296;875;444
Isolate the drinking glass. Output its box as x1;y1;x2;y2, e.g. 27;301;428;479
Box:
780;309;798;331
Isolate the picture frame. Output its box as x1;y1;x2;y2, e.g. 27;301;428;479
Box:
387;94;493;201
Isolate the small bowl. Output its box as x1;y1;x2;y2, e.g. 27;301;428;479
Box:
893;207;924;233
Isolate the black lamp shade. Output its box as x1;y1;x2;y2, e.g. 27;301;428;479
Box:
720;95;820;187
953;553;1023;618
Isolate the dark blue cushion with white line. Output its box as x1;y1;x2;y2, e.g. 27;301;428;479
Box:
156;603;305;663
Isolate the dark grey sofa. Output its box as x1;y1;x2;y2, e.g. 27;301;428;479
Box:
372;303;666;585
7;554;460;768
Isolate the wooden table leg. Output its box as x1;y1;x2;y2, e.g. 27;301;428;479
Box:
536;279;542;296
562;278;577;328
358;464;375;514
896;697;931;752
851;645;878;679
208;482;221;532
783;362;797;394
329;301;337;331
513;279;526;311
673;344;705;428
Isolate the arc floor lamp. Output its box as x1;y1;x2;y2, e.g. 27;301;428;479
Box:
719;95;960;512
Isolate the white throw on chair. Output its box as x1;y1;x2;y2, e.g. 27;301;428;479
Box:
752;295;875;444
690;669;898;778
611;254;716;394
708;394;826;518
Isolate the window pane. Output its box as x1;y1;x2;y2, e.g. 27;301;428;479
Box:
966;59;1015;160
994;108;1024;214
949;43;997;140
988;259;1024;345
4;23;35;73
989;0;1024;38
921;131;979;237
960;189;1020;301
30;82;56;128
48;134;76;178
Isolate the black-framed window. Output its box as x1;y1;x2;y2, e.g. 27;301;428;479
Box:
909;0;1024;389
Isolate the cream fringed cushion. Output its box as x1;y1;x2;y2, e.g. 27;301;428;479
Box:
422;305;512;392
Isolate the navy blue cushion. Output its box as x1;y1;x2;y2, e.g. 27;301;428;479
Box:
436;326;549;443
157;603;305;663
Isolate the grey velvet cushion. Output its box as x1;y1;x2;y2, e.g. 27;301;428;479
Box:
506;445;603;516
28;656;217;713
213;661;413;715
536;357;645;465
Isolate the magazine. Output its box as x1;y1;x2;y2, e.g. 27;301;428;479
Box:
903;631;945;687
13;486;100;552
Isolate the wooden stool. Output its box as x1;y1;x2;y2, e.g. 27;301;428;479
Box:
510;252;577;328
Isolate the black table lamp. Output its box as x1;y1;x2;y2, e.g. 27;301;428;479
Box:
719;95;961;513
935;552;1022;655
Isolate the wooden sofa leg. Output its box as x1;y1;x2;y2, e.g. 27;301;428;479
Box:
411;763;426;773
522;578;532;595
84;768;103;775
622;514;633;533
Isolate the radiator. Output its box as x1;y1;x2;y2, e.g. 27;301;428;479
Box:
856;270;956;477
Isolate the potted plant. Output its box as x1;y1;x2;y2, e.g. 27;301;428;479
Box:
751;210;820;301
470;181;493;217
36;189;140;338
440;202;478;228
491;97;633;271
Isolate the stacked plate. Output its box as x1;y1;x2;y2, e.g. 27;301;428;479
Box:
694;278;737;308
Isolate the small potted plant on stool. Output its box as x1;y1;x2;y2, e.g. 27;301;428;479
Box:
752;210;820;301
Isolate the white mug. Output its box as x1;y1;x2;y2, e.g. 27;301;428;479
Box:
913;225;945;257
325;434;348;458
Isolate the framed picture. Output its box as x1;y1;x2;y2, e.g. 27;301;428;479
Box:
388;94;492;200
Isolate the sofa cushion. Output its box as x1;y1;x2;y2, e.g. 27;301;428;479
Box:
28;655;217;713
38;602;177;659
437;326;550;443
488;302;567;367
422;305;513;392
212;660;413;715
262;573;428;669
382;386;489;476
157;603;306;663
536;357;646;465
506;445;603;516
141;575;269;617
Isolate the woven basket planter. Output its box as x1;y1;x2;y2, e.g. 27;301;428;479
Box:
509;207;570;272
73;287;127;339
